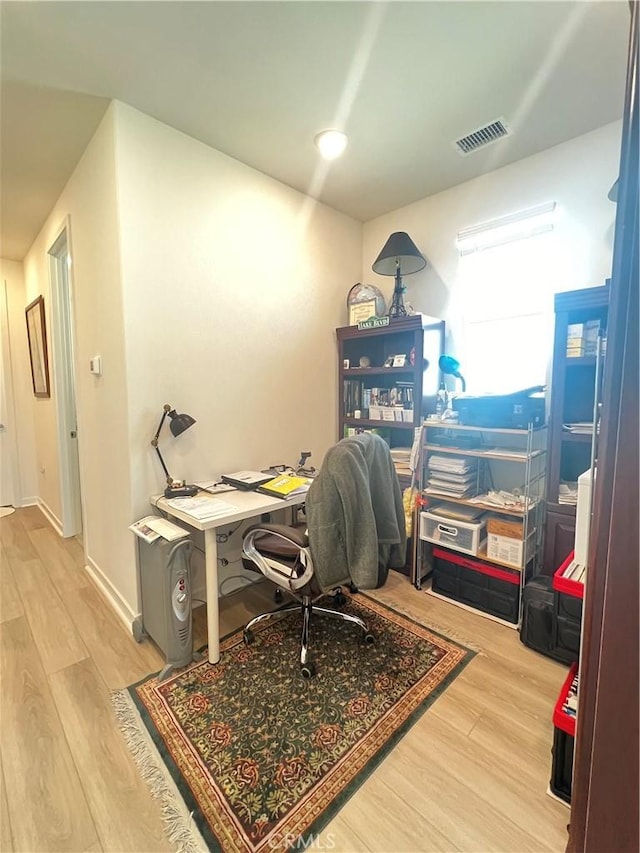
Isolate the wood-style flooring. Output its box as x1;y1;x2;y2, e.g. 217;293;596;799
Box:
0;507;570;852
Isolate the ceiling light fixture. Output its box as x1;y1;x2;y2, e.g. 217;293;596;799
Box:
314;129;348;160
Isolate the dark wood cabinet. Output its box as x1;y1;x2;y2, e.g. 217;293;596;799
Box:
336;314;445;576
543;285;609;574
336;314;445;444
543;509;577;576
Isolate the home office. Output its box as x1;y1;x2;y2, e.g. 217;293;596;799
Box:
1;2;637;853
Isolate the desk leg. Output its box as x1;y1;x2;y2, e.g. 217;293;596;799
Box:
204;528;220;664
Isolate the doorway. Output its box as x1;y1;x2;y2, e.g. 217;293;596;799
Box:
48;223;83;538
0;280;18;510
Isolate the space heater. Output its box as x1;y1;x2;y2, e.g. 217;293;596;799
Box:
132;537;199;681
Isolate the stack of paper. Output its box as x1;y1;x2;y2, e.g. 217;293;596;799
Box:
563;422;595;435
165;496;236;520
467;490;534;510
425;454;478;499
129;516;189;543
561;557;587;585
390;447;412;477
558;481;578;505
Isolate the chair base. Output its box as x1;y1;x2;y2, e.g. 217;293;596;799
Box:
243;592;374;678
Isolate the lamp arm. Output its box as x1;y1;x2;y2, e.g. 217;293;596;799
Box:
455;373;467;393
151;403;171;446
155;446;173;485
151;404;173;485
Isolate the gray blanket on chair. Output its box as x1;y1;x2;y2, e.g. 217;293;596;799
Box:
306;433;407;591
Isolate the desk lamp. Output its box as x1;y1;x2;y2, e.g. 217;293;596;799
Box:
439;355;466;392
372;231;427;319
151;404;198;497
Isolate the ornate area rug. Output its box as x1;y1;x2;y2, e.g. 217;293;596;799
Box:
113;593;474;853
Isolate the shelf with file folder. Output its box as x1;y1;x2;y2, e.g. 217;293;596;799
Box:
344;418;414;430
421;493;537;518
424;444;545;463
342;367;415;376
343;379;415;416
413;422;547;600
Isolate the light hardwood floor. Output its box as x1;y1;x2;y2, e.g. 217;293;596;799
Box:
0;507;570;852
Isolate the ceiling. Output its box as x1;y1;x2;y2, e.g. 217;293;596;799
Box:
0;1;630;261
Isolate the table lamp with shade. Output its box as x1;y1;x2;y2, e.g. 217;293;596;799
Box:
372;231;427;319
151;404;199;497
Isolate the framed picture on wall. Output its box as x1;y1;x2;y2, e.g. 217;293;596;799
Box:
25;295;51;398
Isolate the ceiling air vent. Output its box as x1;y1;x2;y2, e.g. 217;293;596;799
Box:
454;118;511;156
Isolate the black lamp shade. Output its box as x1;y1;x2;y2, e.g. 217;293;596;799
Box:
372;232;427;276
168;410;196;437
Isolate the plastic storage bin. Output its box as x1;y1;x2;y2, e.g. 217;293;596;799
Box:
432;546;520;623
420;510;486;556
520;576;556;655
552;552;583;663
550;663;578;804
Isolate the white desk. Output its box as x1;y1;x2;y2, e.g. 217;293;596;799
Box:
152;489;307;664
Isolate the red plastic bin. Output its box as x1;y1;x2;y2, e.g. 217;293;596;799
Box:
553;662;579;736
553;551;585;600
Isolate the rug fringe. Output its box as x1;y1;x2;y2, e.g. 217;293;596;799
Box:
112;689;209;853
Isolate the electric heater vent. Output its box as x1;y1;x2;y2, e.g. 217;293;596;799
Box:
454;118;511;155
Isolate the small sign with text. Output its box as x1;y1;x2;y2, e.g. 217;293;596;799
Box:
358;316;390;330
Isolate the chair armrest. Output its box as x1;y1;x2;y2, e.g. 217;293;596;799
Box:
243;523;309;549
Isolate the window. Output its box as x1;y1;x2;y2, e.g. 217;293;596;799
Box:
454;205;560;395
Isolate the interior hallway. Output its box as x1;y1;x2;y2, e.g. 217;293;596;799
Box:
1;506;570;852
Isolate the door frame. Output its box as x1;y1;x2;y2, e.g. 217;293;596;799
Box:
48;218;83;537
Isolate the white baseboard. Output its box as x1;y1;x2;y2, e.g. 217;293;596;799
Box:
19;496;38;507
36;498;63;536
84;554;138;636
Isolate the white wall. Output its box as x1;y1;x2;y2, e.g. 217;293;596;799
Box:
0;258;38;504
21;104;133;613
364;121;622;350
113;102;362;525
16;100;362;621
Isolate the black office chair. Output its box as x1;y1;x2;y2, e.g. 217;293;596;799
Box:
242;523;373;678
241;433;406;678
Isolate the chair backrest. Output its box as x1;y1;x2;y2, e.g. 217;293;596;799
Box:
306;433;406;592
242;525;314;593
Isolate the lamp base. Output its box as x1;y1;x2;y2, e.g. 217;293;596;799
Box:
164;483;199;498
388;293;407;319
388;271;407;319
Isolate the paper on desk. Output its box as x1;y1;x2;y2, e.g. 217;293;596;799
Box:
166;496;236;520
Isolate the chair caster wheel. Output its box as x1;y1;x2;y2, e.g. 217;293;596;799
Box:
243;629;255;645
349;582;358;594
332;589;347;607
301;662;316;679
274;588;283;604
363;632;376;645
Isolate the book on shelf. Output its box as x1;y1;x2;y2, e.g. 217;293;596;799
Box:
257;473;312;499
